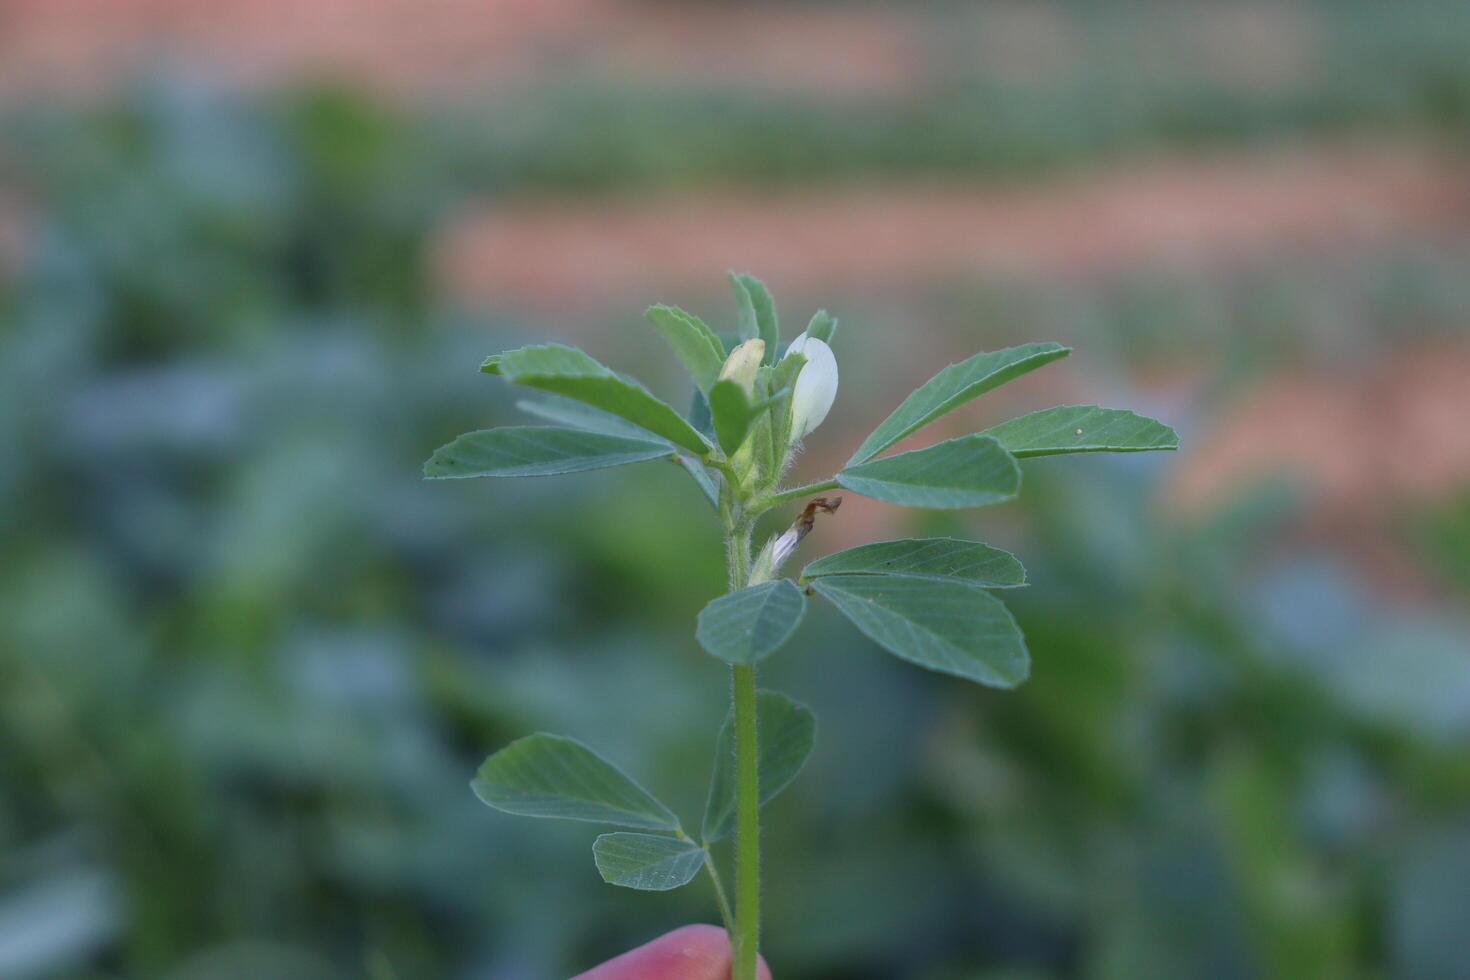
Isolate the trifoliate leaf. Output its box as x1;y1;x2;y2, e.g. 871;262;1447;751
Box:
471;734;679;831
802;538;1025;588
489;344;711;455
593;834;705;891
836;434;1020;509
849;342;1069;464
646;305;726;395
811;575;1029;688
515;395;665;441
730;273;779;364
424;427;673;479
696;580;807;665
982;405;1178;457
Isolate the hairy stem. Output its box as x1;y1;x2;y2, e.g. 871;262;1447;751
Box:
723;517;760;980
702;846;735;934
753;478;841;514
731;663;760;979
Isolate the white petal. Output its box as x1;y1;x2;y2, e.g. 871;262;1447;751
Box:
718;339;765;392
787;336;837;439
770;527;802;568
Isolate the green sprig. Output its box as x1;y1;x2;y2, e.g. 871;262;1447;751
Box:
428;274;1177;980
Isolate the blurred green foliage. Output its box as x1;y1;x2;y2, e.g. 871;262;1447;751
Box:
2;4;1470;975
434;0;1470;193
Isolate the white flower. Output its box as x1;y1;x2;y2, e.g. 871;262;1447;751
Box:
719;338;765;392
783;332;838;440
769;526;803;569
750;496;841;581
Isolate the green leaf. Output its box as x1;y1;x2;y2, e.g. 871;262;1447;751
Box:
811;575;1029;688
708;380;752;456
836;434;1020;509
646;305;726;395
982;405;1179;457
688;388;714;439
730;273;779;364
516;395;665;441
848;342;1070;464
703;690;816;842
480;354;504;374
520;393;719;509
471;733;679;831
802;537;1025;588
764;351;806;476
675;454;721;509
804;309;837;345
708;380;756;457
491;344;711;455
424;427;672;479
734;379;771;489
593;833;705;891
708;379;791;457
696;579;806;665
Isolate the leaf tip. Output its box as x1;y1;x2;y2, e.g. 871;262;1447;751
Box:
421;444;455;480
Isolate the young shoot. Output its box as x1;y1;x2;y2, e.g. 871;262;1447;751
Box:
425;273;1178;979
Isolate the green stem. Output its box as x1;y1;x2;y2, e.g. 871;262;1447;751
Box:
681;826;733;934
702;846;735;934
709;455;744;492
722;517;761;980
731;663;760;980
752;478;841;514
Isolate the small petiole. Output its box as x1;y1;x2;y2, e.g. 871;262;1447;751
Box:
750;478;841;515
701;844;735;936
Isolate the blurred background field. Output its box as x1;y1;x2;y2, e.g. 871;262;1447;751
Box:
2;1;1469;978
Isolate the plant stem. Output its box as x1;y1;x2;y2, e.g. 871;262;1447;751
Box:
723;516;761;980
753;478;841;514
731;663;760;980
702;846;735;934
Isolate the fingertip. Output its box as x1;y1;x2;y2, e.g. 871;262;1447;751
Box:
665;923;730;945
573;923;745;980
659;925;773;978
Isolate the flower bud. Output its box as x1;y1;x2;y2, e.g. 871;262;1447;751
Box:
719;339;765;393
783;333;838;440
750;496;842;582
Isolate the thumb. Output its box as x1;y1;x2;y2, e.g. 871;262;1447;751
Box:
572;924;772;980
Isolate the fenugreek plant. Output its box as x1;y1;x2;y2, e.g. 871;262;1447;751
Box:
425;275;1176;978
